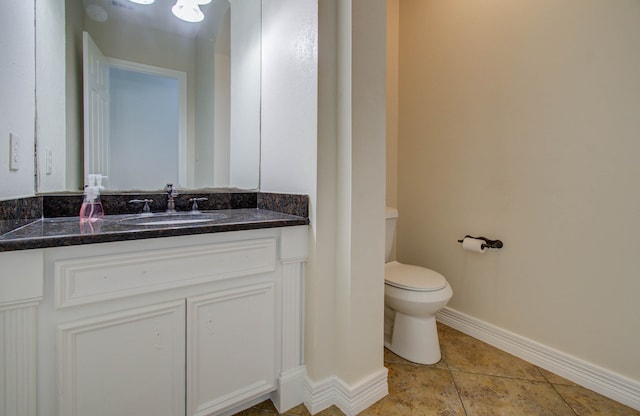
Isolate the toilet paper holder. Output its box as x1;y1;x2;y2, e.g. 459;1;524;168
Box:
457;235;504;250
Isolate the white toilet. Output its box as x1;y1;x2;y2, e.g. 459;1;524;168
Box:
384;207;453;365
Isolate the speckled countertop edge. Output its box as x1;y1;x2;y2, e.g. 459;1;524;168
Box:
0;192;309;252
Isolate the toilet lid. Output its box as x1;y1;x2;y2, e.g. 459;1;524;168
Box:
384;261;447;292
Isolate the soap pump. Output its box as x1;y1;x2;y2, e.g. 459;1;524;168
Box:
79;174;107;223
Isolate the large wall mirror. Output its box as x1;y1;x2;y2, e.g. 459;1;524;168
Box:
37;0;261;192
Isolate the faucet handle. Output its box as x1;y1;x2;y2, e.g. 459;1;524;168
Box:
166;184;178;196
189;197;208;212
128;199;153;213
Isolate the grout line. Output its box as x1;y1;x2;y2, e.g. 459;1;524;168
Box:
548;383;580;416
443;352;469;416
447;367;554;384
537;367;580;416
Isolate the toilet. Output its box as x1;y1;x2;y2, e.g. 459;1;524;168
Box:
384;207;453;365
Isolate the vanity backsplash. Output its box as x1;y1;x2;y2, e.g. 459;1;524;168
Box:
43;191;259;217
0;190;309;244
0;190;307;221
0;196;43;235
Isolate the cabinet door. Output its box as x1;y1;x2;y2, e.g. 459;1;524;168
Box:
58;300;186;416
187;283;275;416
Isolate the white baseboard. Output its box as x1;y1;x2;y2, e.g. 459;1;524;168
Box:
272;366;307;413
304;367;388;416
304;374;335;414
437;307;640;411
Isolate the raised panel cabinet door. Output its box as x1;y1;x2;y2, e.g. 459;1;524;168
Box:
58;300;186;416
187;283;276;416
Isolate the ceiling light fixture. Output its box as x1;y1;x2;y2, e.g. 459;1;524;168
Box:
171;0;205;23
129;0;209;23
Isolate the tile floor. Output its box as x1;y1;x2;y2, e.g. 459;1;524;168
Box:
233;323;640;415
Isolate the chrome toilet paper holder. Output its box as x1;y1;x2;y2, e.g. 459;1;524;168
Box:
457;235;504;250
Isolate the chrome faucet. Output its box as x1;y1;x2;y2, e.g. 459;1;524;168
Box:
189;197;208;213
165;184;178;213
128;199;153;214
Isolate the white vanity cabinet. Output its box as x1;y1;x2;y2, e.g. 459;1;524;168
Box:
56;285;276;416
31;226;307;416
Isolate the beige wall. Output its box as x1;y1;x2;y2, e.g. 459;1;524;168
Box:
396;0;640;381
263;0;387;390
64;2;84;191
0;0;36;199
334;0;387;385
386;0;399;211
36;0;66;193
386;0;399;261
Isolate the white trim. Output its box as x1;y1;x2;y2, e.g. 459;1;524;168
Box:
1;304;38;416
437;307;640;411
272;366;307;413
303;375;335;415
0;298;42;311
107;58;188;188
304;368;388;416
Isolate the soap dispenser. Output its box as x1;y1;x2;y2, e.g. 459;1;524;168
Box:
79;174;106;223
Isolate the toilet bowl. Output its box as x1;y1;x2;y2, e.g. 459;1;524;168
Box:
384;208;453;365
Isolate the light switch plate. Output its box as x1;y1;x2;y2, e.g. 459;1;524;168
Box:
9;133;20;171
46;148;53;175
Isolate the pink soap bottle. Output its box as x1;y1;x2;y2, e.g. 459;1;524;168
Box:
79;174;105;223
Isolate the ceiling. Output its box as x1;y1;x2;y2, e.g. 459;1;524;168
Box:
79;0;230;38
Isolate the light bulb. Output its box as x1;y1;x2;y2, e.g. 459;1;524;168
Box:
129;0;155;4
172;0;204;23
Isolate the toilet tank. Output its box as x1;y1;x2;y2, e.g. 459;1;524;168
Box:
385;207;399;262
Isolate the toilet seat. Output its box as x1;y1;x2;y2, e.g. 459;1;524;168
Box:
384;261;447;292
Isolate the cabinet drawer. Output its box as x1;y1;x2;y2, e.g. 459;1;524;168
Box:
55;238;276;309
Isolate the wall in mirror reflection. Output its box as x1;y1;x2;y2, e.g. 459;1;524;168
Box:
34;0;261;193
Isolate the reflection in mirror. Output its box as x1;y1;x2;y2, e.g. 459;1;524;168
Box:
58;0;261;191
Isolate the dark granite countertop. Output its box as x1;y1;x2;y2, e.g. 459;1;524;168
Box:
0;208;308;252
0;192;309;252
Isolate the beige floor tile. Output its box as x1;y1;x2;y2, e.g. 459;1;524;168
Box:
554;384;640;416
234;409;277;416
254;400;279;412
233;324;639;415
283;403;344;416
384;347;449;369
280;403;312;416
384;346;415;365
537;367;579;386
439;325;546;382
231;400;277;415
452;371;575;416
359;363;465;416
312;405;345;416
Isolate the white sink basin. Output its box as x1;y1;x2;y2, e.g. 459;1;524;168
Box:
135;218;214;226
119;212;227;227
